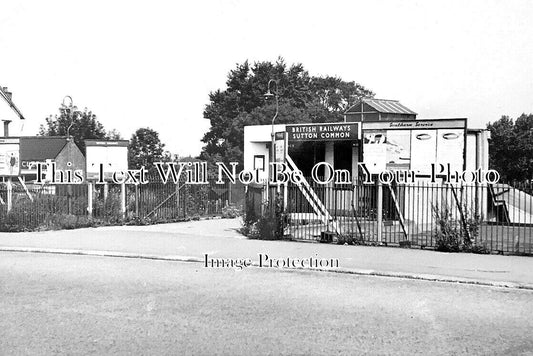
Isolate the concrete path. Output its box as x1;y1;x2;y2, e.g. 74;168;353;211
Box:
0;218;532;288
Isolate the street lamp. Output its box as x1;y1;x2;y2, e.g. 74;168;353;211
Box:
264;79;279;206
61;95;77;139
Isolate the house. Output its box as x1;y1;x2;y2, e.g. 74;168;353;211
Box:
19;136;85;182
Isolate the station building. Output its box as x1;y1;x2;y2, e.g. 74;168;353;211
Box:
243;98;494;241
244;98;489;183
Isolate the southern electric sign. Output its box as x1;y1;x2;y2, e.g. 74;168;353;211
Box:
286;123;360;141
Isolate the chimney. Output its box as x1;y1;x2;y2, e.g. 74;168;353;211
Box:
2;87;12;101
2;120;11;137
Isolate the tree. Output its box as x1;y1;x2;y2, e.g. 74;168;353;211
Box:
128;127;165;169
201;58;374;165
106;128;123;140
39;106;119;153
487;114;533;181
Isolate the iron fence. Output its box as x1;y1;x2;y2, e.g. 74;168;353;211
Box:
249;180;533;255
0;179;245;231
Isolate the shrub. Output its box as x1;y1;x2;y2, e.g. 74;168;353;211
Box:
433;204;484;253
221;205;241;219
336;234;355;245
40;214;97;230
241;191;285;240
0;211;27;232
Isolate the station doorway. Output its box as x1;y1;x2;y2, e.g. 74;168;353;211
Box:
287;140;358;180
287;141;324;178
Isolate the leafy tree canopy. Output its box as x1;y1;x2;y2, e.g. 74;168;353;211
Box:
128;127;166;169
201;58;374;164
39;105;121;153
487;113;533;181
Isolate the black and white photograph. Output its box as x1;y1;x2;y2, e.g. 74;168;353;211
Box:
1;1;532;355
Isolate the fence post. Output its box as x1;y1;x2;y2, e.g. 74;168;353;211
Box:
377;181;383;242
175;183;180;218
184;185;188;217
67;185;72;215
103;183;108;204
135;184;140;217
121;183;126;219
87;182;93;217
6;177;12;213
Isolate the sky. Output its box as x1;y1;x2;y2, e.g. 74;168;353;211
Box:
0;0;532;157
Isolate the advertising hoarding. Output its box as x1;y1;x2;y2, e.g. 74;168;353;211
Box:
410;130;438;174
0;138;20;176
85;140;129;180
362;119;467;175
436;129;464;173
363;130;411;172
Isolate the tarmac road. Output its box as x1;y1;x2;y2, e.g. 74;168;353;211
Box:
1;252;532;355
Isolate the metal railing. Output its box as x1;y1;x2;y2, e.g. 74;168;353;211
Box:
0;179;245;231
257;179;533;255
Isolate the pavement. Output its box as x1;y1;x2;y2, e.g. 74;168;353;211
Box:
1;217;533;289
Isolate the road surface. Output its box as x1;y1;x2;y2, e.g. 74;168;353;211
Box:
1;252;532;355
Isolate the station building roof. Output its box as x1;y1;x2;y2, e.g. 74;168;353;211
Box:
345;98;417;115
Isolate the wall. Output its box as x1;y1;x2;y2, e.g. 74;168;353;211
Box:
55;140;85;173
243;124;286;181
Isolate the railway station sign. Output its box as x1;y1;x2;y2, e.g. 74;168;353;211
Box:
286;123;360;142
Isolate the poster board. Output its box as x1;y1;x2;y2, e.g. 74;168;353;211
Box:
362;119;467;175
0;137;20;176
410;130;438;174
363;130;411;172
274;131;286;163
85;140;129;180
362;143;387;174
436;129;464;173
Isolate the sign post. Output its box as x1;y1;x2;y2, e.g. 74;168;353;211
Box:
6;178;12;212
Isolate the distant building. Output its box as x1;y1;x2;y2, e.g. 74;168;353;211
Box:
344;98;417;122
19;136;85;182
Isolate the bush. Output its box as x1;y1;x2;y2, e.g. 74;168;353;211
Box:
221;205;241;219
433;204;484;253
337;234;355;245
40;214;97;230
0;211;27;232
241;191;285;240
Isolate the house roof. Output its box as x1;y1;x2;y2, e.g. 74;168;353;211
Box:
345;98;417;115
20;136;69;161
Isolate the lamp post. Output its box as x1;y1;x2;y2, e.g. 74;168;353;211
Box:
264;79;279;206
61;95;77;139
61;95;77;214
